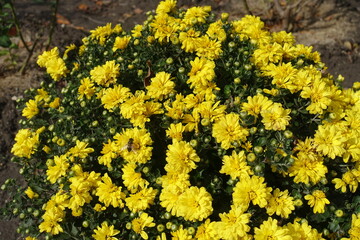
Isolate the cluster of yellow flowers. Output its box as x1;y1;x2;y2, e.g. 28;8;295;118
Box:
5;0;360;239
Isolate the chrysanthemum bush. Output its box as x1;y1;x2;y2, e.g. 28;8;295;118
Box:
1;0;360;239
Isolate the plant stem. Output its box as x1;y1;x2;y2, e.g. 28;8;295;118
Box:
8;0;30;53
20;37;39;75
46;0;60;50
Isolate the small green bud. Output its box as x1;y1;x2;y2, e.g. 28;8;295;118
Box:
126;222;132;229
189;139;197;148
157;224;165;232
253;146;264;155
201;118;210;126
228;41;236;48
133;39;140;45
164;212;171;219
335;209;344;217
254;164;263;173
33;209;40;217
171;224;178;231
247;153;256;162
284;130;293;138
82;220;90;228
178;67;185;73
166;57;174;64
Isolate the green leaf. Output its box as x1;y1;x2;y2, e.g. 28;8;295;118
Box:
70;223;80;236
0;34;11;47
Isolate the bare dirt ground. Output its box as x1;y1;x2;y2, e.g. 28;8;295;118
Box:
0;0;360;238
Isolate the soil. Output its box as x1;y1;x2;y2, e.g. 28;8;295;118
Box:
0;0;360;239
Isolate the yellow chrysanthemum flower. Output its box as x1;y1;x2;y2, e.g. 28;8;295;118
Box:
206;20;226;42
38;207;65;235
101;84;131;110
156;0;177;15
266;188;295;218
43;56;67;81
233;174;272;208
261;102;291;131
220;150;253;180
92;222;120;240
171;225;192;239
160;185;184;216
183;6;211;26
286;220;325;240
37;47;59;67
90;23;122;45
22;99;39;119
78;77;95;100
46;154;69;184
304;190;330;214
165;140;200;174
90;60;120;87
197;100;226;123
95;173;126;208
166;122;185;141
131;24;143;38
151;14;179;43
68;140;94;160
122;162;149;193
125;187;158;213
272;30;295;45
195;219;217;240
165;93;186;120
342;213;360;240
254;217;292;240
212;112;249;149
332;169;360;193
300;78;333;114
11;127;44;158
114;127;153;164
48;97;60;108
263;62;298;90
195;35;222;60
187;57;215;90
313;124;346;159
24;186;39;199
98;139;118;168
179;28;201;52
146;71;175;100
242;93;273;117
252;42;283;67
288;151;328;185
68;172;97;216
112;35;131;51
213;206;251;239
120;91;150;128
131;212;156;240
35;88;49;102
176;186;213;221
161;171;190;191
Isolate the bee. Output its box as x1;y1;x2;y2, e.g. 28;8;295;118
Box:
121;138;137;152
